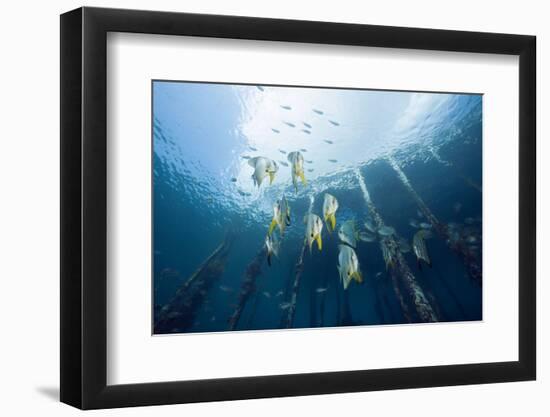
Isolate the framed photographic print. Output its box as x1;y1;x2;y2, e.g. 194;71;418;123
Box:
60;6;536;410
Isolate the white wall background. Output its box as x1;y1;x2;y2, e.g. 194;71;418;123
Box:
0;0;545;415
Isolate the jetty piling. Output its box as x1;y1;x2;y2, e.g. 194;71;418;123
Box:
356;169;439;323
154;231;236;333
282;195;316;328
388;157;482;285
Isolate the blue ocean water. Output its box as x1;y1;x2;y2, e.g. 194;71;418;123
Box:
152;81;482;334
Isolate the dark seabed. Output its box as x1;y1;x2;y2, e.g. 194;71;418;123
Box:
152;81;482;335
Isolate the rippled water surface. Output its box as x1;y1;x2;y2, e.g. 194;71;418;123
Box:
153;81;482;334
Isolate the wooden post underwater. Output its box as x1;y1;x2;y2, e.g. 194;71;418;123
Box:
283;195;315;328
227;246;267;330
388;157;482;286
154;231;236;333
356;169;439;323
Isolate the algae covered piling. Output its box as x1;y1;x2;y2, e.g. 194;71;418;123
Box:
154;231;236;333
356;169;439;323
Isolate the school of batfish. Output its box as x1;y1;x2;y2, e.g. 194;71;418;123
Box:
238;86;462;291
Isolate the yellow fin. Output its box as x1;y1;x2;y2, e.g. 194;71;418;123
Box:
269;172;275;184
324;214;331;233
268;219;277;235
342;272;352;290
299;171;307;186
353;271;363;284
329;214;336;232
315;234;322;251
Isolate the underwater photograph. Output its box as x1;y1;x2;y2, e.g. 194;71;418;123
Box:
152;80;482;335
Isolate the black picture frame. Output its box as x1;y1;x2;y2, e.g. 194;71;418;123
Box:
60;6;536;410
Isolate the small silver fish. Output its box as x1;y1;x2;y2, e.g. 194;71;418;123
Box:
377;226;395;237
419;222;432;229
276;291;283;297
219;285;233;292
329;120;340;126
272;128;280;133
249;146;258;151
358;231;377;242
300;148;308;152
313;109;324;115
263;291;272;298
307;168;314;172
284;122;296;128
279;160;289;167
328;159;338;163
324;139;334;144
305;160;313;164
303;122;312;128
256;86;264;91
281;105;292;110
413;230;432;270
279;149;287;154
316;287;329;293
279;302;291;310
302;129;311;134
241;155;251;159
409;219;420;228
230;177;237;182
